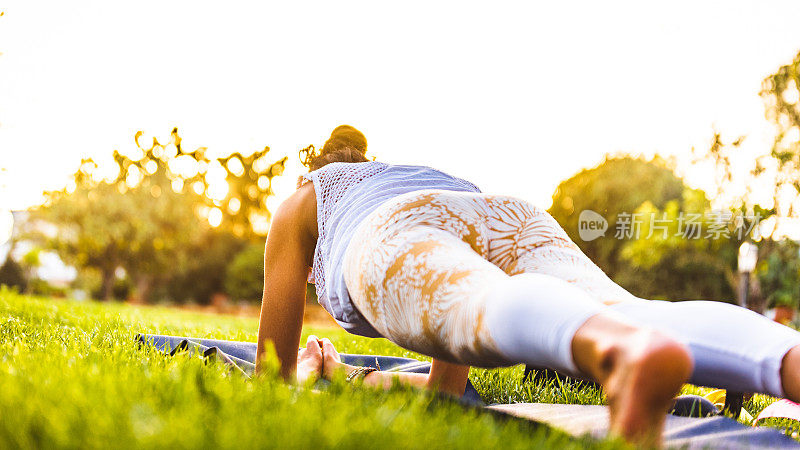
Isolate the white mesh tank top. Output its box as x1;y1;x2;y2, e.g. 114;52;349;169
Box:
301;161;480;337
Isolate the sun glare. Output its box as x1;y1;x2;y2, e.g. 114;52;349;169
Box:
192;181;204;195
205;162;229;201
226;157;244;177
228;197;241;214
250;212;269;235
126;165;142;188
171;178;184;193
206;181;229;202
783;80;799;105
168;155;198;179
207;207;222;227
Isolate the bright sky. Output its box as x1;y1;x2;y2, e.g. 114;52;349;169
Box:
2;1;800;227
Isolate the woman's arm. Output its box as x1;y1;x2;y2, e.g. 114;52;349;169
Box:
320;339;470;397
256;187;317;380
426;358;470;396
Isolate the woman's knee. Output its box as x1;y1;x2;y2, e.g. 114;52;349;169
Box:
487;273;596;308
480;273;607;369
482;274;603;338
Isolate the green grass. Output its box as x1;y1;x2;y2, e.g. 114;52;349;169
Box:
0;287;796;448
0;288;623;449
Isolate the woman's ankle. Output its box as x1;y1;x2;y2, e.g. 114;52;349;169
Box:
571;313;639;382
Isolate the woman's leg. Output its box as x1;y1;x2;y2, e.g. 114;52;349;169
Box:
348;223;621;369
485;195;638;306
344;211;690;444
481;272;693;444
341;190;613;368
608;299;800;398
492;196;800;399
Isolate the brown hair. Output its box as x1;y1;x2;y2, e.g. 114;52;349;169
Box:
299;125;369;171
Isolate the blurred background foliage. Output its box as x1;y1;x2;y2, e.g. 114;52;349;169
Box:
550;155;740;302
549;155;686;278
16;128;287;305
548;49;800;308
756;239;800;309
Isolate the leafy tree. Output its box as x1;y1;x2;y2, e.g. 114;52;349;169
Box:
549;155;760;301
549;156;685;279
33;128;286;302
122;128;287;239
216;152;286;238
21;248;41;281
761;50;800;217
36;158;207;301
691;131;749;205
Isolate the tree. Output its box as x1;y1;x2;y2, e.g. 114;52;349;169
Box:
549;155;756;301
33;128;287;302
122;129;287;239
167;231;249;304
216;152;286;238
761;50;800;217
36;159;207;301
549;156;685;278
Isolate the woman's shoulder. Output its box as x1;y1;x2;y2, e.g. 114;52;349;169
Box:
274;182;318;240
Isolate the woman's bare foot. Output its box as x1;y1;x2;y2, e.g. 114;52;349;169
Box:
573;315;693;447
603;330;693;446
320;338;345;379
296;335;324;384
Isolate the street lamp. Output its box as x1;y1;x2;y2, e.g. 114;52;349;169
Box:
737;241;759;308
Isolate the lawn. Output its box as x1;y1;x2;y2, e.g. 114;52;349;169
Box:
0;287;794;448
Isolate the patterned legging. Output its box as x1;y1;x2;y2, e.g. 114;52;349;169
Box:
343;190;800;396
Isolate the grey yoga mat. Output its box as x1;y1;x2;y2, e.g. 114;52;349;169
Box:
135;333;484;403
490;403;800;449
137;334;800;449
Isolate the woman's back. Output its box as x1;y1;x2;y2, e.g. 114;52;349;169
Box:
301;161;480;336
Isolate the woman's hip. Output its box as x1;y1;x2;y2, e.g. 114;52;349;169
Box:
348;189;588;272
342;189;564;317
349;190;551;256
343;188;634;319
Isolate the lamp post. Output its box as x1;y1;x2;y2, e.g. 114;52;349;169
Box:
737;241;759;308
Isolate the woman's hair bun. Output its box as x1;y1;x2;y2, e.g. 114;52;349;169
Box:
323;125;367;155
300;125;370;171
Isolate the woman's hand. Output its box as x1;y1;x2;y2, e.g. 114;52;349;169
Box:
315;337;468;397
296;335;324;384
